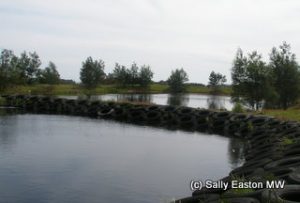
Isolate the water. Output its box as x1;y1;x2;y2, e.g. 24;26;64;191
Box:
59;94;233;110
0;112;246;203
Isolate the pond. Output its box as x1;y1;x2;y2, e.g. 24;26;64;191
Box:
0;111;246;203
59;94;234;110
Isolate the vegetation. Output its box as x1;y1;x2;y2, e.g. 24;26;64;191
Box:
231;102;245;113
231;49;273;110
260;107;300;122
2;43;300;123
38;62;60;84
281;137;294;146
224;175;255;195
269;42;300;109
112;62;153;88
167;68;189;93
0;49;60;90
231;42;300;110
80;57;105;89
0;83;231;95
208;71;227;94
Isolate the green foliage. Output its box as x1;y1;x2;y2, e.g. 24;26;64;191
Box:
80;57;105;89
261;172;277;181
112;62;153;88
281;137;294;146
167;68;189;93
0;49;61;90
232;42;300;111
128;63;139;85
231;49;275;110
24;52;41;84
269;42;300;109
260;108;300;122
15;51;41;84
224;175;255;195
225;188;255;195
112;63;129;87
38;62;60;84
0;49;15;90
232;102;245;113
208;71;226;94
138;65;153;88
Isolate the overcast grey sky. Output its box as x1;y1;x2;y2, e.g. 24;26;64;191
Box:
1;0;300;83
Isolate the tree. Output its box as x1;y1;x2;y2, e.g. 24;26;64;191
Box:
16;52;30;84
0;49;15;90
208;71;226;94
231;49;273;110
269;42;300;109
112;63;153;88
17;51;41;84
112;63;129;87
128;62;139;85
167;68;189;93
80;57;105;89
38;62;60;84
138;65;153;88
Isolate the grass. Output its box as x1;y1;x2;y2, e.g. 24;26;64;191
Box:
259;108;300;122
186;85;232;95
281;137;294;146
0;84;231;95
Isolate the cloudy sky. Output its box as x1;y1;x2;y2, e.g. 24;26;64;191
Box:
1;0;300;83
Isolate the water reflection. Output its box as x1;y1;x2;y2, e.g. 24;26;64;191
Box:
59;94;234;110
227;138;247;169
167;94;189;106
116;94;152;103
207;95;227;110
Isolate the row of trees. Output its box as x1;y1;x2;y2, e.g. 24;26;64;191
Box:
79;57;190;92
111;63;153;88
232;42;300;110
79;58;154;89
3;42;299;111
0;49;60;90
0;48;189;93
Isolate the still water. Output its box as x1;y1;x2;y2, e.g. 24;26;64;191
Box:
59;94;233;110
0;112;245;203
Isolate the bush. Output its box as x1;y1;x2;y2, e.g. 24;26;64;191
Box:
232;102;245;113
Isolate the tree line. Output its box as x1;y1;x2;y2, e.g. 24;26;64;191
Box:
1;42;300;111
0;49;189;93
78;57;189;92
0;49;60;90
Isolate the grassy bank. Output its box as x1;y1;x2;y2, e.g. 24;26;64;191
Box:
0;84;232;95
260;108;300;122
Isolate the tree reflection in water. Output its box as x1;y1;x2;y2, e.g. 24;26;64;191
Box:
207;95;227;110
227;137;247;169
167;94;189;106
116;94;152;103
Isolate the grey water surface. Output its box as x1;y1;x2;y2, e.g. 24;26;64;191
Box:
0;112;245;203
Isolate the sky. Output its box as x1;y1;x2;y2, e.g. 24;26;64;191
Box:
1;0;300;84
